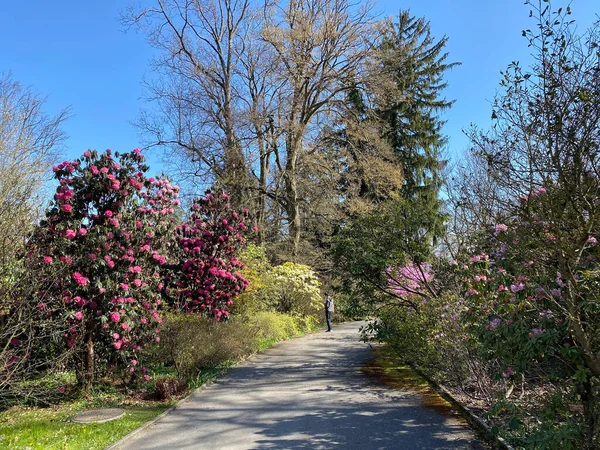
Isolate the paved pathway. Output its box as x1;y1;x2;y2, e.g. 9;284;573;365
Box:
115;322;483;449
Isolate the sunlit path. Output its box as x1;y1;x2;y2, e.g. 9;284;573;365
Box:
115;322;483;449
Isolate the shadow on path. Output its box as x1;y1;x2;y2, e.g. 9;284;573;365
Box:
119;322;483;449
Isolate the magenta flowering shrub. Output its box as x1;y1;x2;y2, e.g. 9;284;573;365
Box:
165;191;251;319
27;148;179;388
387;262;435;299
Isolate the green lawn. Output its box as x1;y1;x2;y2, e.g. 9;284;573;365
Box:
0;401;172;450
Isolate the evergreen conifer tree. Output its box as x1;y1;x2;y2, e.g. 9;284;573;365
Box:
372;12;458;239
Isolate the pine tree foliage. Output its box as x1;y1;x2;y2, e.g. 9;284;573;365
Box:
371;11;458;239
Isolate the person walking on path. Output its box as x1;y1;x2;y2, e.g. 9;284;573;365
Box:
324;295;334;332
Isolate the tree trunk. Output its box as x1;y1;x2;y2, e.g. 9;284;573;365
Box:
284;133;302;258
579;377;600;449
78;331;95;394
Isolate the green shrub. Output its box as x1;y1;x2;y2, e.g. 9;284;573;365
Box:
152;313;257;378
247;311;299;342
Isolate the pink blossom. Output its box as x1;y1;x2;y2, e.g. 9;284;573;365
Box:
78;228;87;236
503;367;515;378
90;165;99;175
486;318;501;330
143;374;150;382
113;341;122;350
89;253;97;261
61;204;73;213
104;210;113;218
43;256;53;265
120;283;129;290
83;150;92;158
130;266;142;273
65;229;76;240
59;255;72;264
497;285;509;293
74;311;84;321
587;236;597;244
532;187;547;197
133;279;142;287
73;272;89;286
100;167;109;174
110;312;121;323
510;282;525;293
494;223;508;235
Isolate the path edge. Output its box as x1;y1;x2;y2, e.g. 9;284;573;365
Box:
105;379;216;450
410;366;515;450
105;325;331;450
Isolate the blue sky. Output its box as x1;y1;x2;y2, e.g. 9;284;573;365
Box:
1;0;598;176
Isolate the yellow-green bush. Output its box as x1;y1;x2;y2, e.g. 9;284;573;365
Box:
247;311;299;342
262;262;323;316
232;244;272;314
152;309;320;379
234;245;323;323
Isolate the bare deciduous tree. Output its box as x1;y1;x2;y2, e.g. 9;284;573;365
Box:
123;0;253;205
261;0;374;255
0;73;69;267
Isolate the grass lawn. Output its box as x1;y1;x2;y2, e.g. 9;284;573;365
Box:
0;402;172;450
0;321;320;449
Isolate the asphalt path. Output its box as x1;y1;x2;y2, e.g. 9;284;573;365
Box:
115;321;483;449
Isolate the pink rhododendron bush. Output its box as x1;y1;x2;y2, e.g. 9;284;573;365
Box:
25;148;181;390
17;149;256;393
455;182;600;447
165;191;250;319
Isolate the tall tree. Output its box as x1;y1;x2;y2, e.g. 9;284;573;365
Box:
458;3;600;444
124;0;252;207
366;11;458;239
260;0;373;257
0;73;69;267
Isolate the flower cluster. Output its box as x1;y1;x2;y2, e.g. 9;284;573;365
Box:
386;262;433;298
166;191;251;319
28;148;180;376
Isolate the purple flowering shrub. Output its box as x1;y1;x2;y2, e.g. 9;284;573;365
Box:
460;182;599;384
